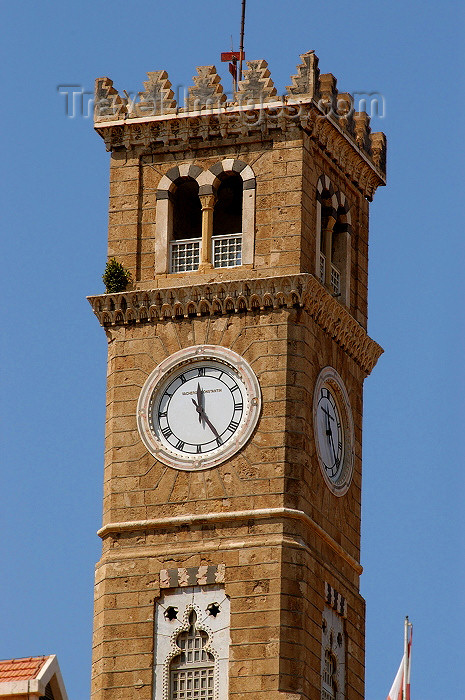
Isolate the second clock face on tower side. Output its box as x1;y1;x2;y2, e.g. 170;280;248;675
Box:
137;345;261;471
313;367;354;496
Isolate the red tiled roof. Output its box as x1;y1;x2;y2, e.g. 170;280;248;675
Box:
0;656;49;683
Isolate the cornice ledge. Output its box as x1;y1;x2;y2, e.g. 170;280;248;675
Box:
97;506;362;575
94;104;385;196
88;273;383;375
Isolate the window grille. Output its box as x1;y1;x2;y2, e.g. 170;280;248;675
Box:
330;265;341;295
170;611;215;700
320;253;326;282
171;239;201;273
321;649;337;700
320;254;341;296
171;668;214;700
212;234;242;268
322;690;335;700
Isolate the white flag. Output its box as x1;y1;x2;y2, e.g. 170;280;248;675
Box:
387;657;404;700
387;618;412;700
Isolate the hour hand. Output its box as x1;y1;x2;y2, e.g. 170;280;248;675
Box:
325;413;332;437
192;397;202;421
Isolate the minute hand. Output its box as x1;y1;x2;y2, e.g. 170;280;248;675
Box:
201;411;220;439
191;398;220;438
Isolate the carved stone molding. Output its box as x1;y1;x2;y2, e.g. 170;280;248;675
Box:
160;565;226;589
94;104;384;199
88;273;383;375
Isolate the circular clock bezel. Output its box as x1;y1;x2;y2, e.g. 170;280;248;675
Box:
137;345;261;471
313;367;354;496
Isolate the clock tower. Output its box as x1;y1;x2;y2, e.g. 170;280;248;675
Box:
89;52;386;700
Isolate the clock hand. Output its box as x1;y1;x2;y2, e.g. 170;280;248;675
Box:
196;383;204;423
192;397;203;421
201;412;220;439
191;397;220;438
322;406;334;421
328;430;338;465
325;410;332;437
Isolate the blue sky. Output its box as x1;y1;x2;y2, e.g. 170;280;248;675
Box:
1;1;464;698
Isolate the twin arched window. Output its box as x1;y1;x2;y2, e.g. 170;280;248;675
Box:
316;176;351;306
155;161;255;274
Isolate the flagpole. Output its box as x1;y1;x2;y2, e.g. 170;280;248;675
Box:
239;0;246;81
403;616;408;700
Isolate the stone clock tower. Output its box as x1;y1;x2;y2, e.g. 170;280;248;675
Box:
88;52;386;700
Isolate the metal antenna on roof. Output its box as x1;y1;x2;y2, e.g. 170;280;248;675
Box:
221;1;246;93
239;0;246;81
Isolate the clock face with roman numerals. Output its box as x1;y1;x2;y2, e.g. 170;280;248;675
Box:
313;367;354;496
137;346;261;471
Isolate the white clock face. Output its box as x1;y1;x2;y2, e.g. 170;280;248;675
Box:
313;367;354;496
316;387;344;482
137;346;261;470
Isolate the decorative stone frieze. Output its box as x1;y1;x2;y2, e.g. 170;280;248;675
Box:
160;565;226;589
87;273;383;375
94;107;384;199
325;581;347;618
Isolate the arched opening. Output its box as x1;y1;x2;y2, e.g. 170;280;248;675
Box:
316;178;351;305
172;179;202;240
319;188;334;286
322;649;338;700
170;610;215;700
212;173;243;268
213;175;242;236
331;206;349;297
171;178;202;272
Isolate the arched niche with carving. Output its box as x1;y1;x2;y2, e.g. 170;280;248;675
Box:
321;607;346;700
153;585;230;700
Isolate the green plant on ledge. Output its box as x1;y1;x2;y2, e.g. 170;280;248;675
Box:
102;258;132;293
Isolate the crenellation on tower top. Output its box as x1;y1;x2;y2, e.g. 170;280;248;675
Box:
94;76;128;121
235;58;277;103
136;69;177;116
337;92;356;136
93;51;386;187
287;50;320;99
186;64;227;112
354;111;372;153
